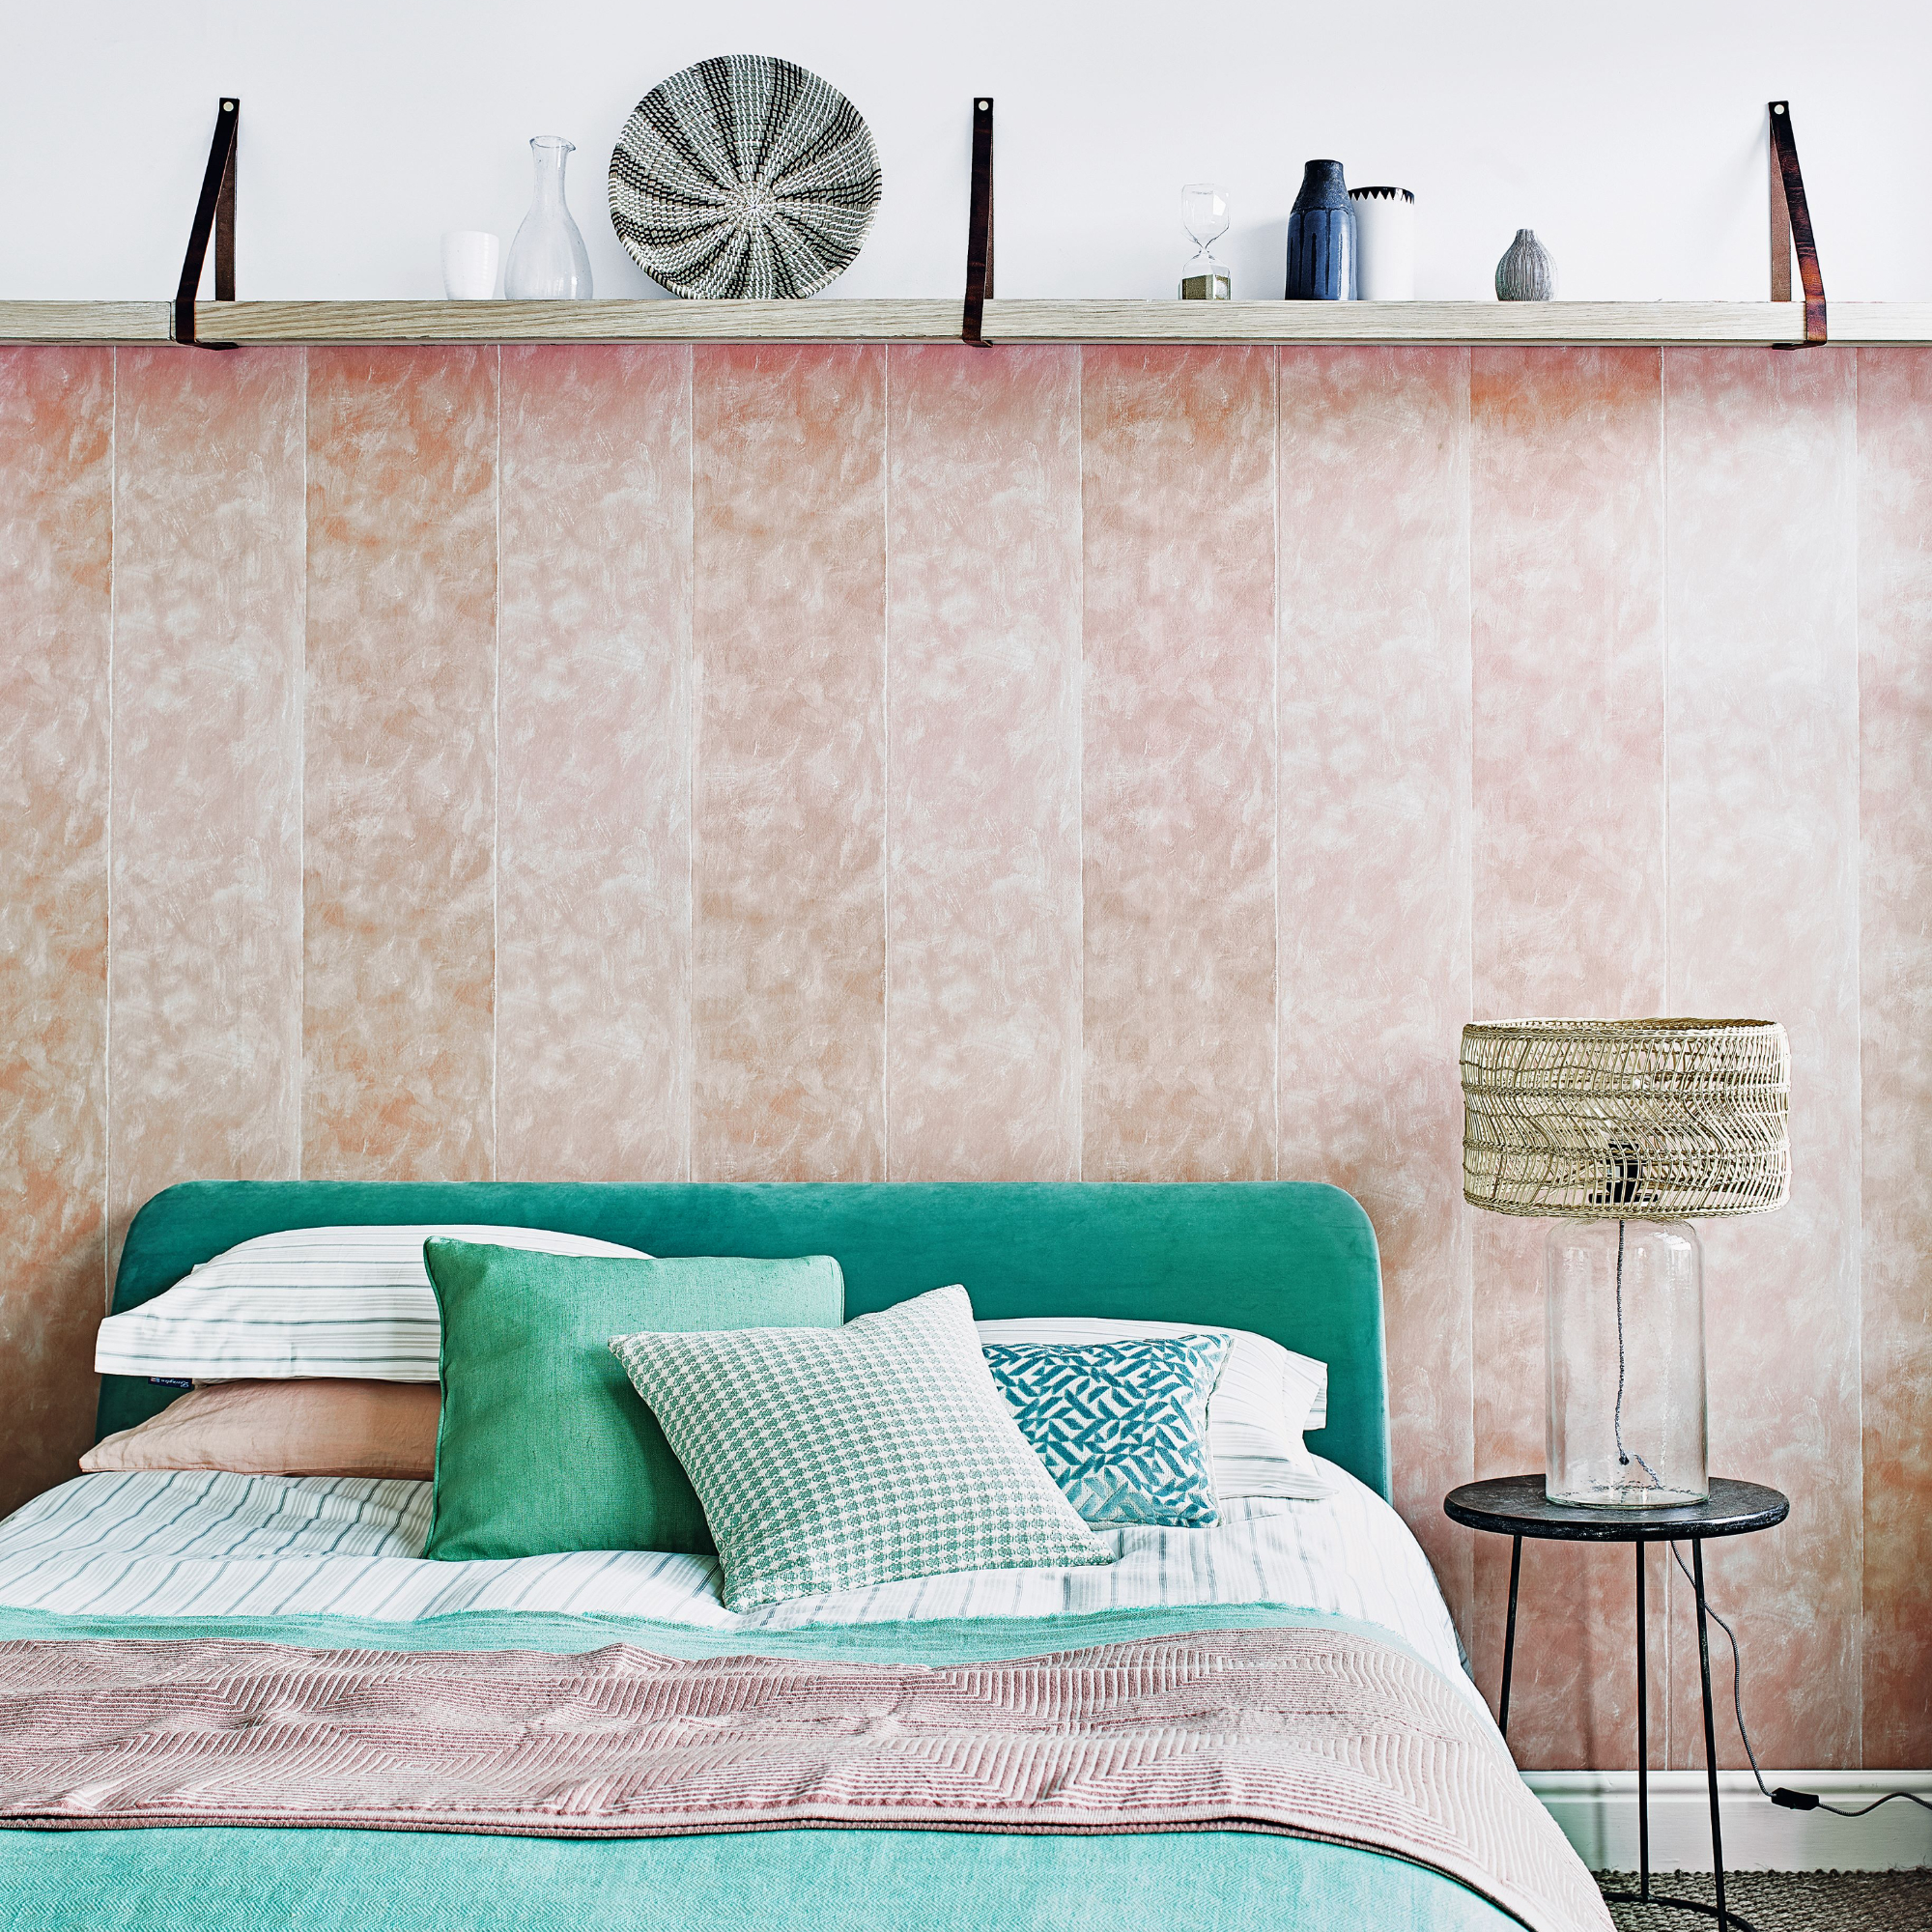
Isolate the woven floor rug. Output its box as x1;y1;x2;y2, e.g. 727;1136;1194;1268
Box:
1600;1869;1932;1931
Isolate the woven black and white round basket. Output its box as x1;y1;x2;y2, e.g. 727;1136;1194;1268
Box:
609;55;883;300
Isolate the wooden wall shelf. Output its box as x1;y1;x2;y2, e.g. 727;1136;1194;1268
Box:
13;102;1912;354
0;302;175;344
4;298;1930;350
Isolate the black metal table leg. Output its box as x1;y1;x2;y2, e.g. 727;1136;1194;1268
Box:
1498;1534;1521;1742
1600;1543;1758;1932
1636;1542;1650;1900
1693;1541;1731;1932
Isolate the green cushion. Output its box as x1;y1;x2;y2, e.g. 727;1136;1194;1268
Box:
611;1285;1109;1609
421;1240;844;1561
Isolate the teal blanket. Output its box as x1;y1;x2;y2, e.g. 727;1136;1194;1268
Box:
0;1604;1520;1932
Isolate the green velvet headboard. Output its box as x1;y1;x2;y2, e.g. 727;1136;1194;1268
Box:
99;1180;1391;1497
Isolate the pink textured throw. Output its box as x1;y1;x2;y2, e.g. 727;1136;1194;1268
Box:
0;1628;1608;1932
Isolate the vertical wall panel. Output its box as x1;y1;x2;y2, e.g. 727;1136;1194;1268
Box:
108;348;304;1265
0;349;111;1515
1664;348;1862;1770
1278;346;1474;1627
1857;347;1932;1770
690;346;887;1180
302;349;497;1180
1469;348;1667;1769
1081;347;1277;1179
497;346;692;1181
886;346;1082;1180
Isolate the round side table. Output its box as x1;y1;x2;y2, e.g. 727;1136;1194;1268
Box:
1444;1475;1789;1932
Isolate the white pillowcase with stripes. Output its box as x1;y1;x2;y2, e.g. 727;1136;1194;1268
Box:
94;1226;649;1383
975;1318;1331;1501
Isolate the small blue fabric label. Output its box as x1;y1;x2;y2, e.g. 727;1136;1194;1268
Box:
147;1377;194;1389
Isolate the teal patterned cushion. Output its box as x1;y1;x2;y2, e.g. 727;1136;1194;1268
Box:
609;1285;1111;1610
980;1333;1230;1526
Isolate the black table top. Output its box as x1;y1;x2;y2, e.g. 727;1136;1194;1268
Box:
1443;1475;1789;1542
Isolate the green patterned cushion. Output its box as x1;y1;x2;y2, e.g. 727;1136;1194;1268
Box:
609;1285;1112;1609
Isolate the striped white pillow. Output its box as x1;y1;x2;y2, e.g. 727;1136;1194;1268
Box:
976;1318;1330;1500
95;1226;648;1383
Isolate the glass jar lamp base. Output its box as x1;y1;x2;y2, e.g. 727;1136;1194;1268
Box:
1545;1218;1708;1510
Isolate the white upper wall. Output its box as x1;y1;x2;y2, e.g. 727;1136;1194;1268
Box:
5;0;1926;303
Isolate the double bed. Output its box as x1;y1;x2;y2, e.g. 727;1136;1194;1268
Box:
0;1180;1604;1932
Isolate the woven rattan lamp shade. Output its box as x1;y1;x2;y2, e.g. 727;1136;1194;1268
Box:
1461;1018;1791;1221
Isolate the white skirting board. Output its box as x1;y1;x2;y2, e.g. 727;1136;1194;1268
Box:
1527;1771;1932;1872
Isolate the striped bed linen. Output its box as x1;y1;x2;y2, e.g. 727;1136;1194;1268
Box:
0;1460;1480;1716
131;1225;651;1289
94;1286;441;1382
93;1226;648;1381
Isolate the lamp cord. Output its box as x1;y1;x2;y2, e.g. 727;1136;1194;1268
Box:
1666;1541;1932;1820
1612;1219;1663;1492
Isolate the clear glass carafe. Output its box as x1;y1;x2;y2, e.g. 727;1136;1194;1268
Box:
1545;1219;1707;1507
505;136;593;298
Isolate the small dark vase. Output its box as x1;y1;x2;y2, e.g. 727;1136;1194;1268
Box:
1495;229;1555;300
1284;159;1357;301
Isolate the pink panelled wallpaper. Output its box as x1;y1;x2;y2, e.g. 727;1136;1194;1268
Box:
0;341;1926;1775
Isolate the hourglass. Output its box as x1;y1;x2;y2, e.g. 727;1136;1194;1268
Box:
1179;183;1233;300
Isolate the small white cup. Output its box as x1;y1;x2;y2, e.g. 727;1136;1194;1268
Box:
1349;190;1416;301
441;230;500;300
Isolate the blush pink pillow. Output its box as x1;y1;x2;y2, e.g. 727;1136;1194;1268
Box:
81;1380;440;1480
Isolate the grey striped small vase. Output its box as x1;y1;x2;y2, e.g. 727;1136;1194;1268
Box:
1495;229;1554;300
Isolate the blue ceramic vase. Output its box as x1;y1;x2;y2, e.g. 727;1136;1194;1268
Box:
1284;159;1357;300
